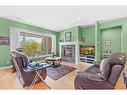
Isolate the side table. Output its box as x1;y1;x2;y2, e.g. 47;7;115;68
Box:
23;63;51;89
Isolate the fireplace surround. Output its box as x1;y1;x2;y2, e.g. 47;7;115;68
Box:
59;42;79;64
61;45;75;63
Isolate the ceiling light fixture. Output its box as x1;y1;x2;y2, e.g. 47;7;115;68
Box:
77;17;81;21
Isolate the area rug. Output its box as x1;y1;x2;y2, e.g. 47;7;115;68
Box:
46;65;77;80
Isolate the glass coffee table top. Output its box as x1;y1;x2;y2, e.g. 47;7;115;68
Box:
46;57;61;61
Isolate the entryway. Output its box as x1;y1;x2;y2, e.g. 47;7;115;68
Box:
100;26;122;59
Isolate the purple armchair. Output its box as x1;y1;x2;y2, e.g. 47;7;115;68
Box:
10;52;47;87
74;53;126;89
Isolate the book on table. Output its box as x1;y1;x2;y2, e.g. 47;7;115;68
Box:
27;62;51;70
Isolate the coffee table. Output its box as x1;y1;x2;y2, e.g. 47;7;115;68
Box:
45;57;62;67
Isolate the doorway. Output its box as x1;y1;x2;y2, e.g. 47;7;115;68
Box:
100;26;122;59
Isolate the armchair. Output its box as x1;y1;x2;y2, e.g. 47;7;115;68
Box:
10;52;47;87
74;53;126;89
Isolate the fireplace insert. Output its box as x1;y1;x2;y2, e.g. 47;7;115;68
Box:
64;48;72;57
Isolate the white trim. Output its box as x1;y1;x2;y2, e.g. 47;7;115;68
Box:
9;27;56;54
79;62;94;67
121;25;124;52
52;35;56;54
10;27;20;51
0;65;13;70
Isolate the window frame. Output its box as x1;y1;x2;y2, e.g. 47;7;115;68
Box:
19;32;53;56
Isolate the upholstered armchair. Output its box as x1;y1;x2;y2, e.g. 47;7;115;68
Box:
74;53;126;89
10;52;47;87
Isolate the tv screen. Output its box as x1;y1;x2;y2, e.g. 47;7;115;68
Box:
80;46;95;55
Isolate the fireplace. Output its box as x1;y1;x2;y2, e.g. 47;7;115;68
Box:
60;42;79;64
64;48;72;57
61;45;75;63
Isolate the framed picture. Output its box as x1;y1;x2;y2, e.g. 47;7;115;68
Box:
0;36;10;45
65;32;71;41
105;40;111;46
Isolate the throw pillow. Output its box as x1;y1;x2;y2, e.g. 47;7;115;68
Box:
100;58;107;72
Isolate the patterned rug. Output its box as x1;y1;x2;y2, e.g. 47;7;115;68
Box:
46;64;76;80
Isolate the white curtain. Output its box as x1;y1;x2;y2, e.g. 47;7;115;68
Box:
52;35;56;54
10;27;20;52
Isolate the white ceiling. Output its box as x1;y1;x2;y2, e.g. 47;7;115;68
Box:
0;6;127;31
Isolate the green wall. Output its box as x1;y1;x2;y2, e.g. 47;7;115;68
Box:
58;26;79;42
95;17;127;62
57;26;79;56
0;17;57;67
1;16;127;67
80;25;95;46
100;26;122;59
57;25;95;56
57;17;127;62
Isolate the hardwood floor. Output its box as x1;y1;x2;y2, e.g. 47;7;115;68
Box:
0;61;126;90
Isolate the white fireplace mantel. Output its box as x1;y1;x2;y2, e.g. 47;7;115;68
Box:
59;42;79;64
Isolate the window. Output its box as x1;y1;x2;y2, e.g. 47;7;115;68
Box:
19;32;52;57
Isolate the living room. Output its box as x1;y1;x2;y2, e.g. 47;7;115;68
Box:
0;6;127;91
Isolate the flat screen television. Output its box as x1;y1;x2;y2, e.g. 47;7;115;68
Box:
80;46;95;56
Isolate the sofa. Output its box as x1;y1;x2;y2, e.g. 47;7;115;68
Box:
10;52;47;87
74;53;126;89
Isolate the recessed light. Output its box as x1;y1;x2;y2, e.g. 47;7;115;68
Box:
77;18;81;21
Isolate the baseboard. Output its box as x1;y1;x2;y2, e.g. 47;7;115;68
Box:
0;65;13;70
